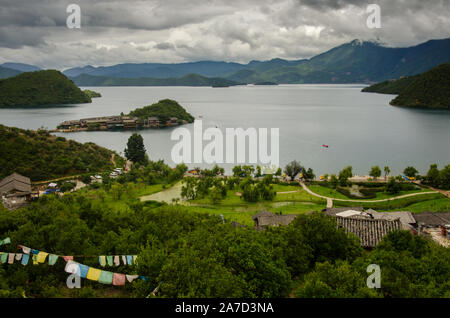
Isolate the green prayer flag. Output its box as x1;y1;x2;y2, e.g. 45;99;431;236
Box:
99;270;113;284
0;253;8;263
106;255;113;266
0;237;11;246
48;254;59;266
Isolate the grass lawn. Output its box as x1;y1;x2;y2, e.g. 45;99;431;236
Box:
272;184;301;192
390;198;450;213
308;185;349;199
308;184;429;201
334;193;446;210
183;201;324;226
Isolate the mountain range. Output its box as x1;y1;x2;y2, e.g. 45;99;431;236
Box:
1;38;449;85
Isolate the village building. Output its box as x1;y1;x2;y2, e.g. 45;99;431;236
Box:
413;212;450;247
252;209;298;230
147;117;161;127
0;173;33;210
335;216;402;248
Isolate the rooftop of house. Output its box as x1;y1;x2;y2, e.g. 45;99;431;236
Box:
414;212;450;227
252;209;297;229
335;216;402;248
0;172;32;196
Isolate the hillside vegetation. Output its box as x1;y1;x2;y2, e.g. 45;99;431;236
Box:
128;99;195;123
0;125;124;181
363;63;450;109
390;63;450;109
0;70;91;107
362;76;417;94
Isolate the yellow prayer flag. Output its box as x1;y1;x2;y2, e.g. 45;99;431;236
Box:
87;267;102;281
37;252;49;263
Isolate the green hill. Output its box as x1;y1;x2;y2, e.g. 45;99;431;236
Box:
363;63;450;109
0;70;91;107
128;99;195;123
0;125;124;181
390;63;450;109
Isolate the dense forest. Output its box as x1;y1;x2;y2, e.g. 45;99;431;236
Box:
0;125;124;181
0;160;449;298
0;70;91;107
128;99;195;123
362;63;450;109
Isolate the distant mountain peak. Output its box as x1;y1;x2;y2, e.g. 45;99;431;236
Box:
349;39;383;47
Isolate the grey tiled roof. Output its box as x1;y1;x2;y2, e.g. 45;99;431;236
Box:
0;173;31;195
413;212;450;227
335;216;402;248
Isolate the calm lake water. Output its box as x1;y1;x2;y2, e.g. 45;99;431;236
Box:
1;85;449;175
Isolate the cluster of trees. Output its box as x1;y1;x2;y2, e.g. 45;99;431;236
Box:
423;164;450;189
0;125;124;181
1;192;448;298
181;166;278;203
128;99;195;123
283;161;315;181
0;70;91;107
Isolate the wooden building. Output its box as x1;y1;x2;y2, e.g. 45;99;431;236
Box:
0;173;32;210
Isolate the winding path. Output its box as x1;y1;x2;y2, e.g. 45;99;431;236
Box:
299;182;439;208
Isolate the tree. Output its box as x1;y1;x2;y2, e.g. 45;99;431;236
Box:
255;166;262;178
338;166;353;186
385;177;401;194
383;166;390;181
329;174;338;188
304;168;315;182
275;167;282;177
425;164;440;187
284;161;304;181
439;165;450;189
124;133;147;164
403;166;418;179
369;166;381;180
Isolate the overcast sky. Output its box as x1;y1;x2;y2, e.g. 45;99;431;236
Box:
0;0;449;69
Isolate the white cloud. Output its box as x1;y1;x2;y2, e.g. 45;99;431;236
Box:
0;0;448;69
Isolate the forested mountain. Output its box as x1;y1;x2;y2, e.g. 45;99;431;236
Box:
0;125;124;181
0;70;91;107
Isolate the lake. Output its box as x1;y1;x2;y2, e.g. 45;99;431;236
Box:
0;84;449;176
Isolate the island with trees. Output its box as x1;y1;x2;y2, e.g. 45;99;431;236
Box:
0;70;95;107
56;99;195;132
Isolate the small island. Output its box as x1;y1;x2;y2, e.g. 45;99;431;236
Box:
0;70;93;107
83;89;102;98
56;99;195;132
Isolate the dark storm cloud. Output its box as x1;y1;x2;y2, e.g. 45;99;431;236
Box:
0;0;448;68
